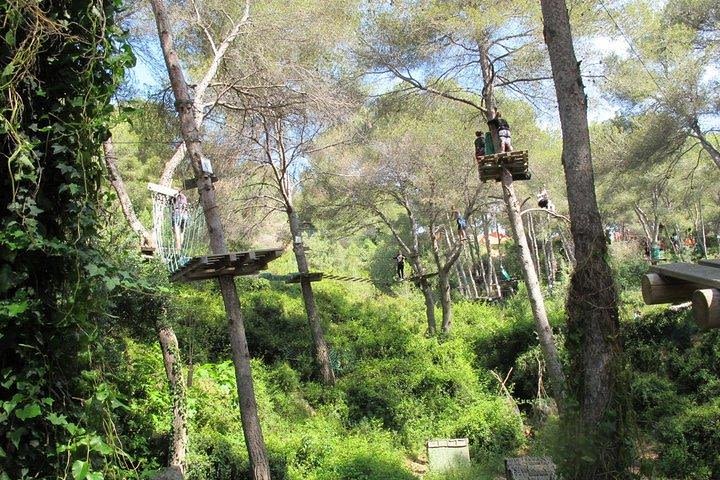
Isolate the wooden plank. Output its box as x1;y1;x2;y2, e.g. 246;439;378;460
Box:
650;263;720;289
699;259;720;269
147;182;179;197
170;248;284;283
505;457;557;480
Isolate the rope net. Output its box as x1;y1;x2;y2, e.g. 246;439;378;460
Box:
151;189;208;273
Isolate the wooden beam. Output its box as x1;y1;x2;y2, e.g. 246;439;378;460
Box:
642;272;706;305
698;259;720;269
692;288;720;329
148;182;179;197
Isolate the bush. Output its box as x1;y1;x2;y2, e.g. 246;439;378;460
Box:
654;399;720;479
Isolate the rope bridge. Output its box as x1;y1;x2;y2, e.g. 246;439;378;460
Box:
147;181;283;282
149;182;207;273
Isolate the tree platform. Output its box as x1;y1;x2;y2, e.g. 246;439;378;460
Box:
476;151;530;183
285;272;324;284
505;456;557;479
170;248;283;283
405;272;439;283
643;260;720;329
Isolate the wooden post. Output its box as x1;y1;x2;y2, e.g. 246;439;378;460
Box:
642;273;707;305
692;289;720;329
149;1;271;478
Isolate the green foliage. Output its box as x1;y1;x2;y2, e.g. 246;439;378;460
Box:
653;399;720;479
622;306;720;478
0;0;134;477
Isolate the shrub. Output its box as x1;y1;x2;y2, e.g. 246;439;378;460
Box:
654;399;720;479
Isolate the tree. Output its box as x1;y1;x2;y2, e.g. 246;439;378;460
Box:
0;0;133;477
314;96;482;334
148;0;271;478
354;0;568;408
242;105;339;385
540;0;627;476
601;0;719;170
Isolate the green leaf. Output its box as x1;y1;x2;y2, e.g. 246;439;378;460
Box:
72;460;89;480
2;63;14;78
15;403;41;420
47;412;67;426
85;264;106;277
7;301;28;316
104;277;120;291
87;473;104;480
4;31;15;47
8;426;25;448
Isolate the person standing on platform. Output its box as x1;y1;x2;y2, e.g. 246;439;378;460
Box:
487;107;513;152
474;131;485;158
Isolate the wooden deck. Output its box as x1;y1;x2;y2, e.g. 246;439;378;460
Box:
285;272;324;284
170;248;284;282
405;272;439;283
476;151;530;183
644;259;720;329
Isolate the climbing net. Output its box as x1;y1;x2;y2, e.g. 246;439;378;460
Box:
149;183;207;272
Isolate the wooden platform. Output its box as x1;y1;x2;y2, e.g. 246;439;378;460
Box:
286;272;324;284
644;259;720;329
170;248;283;282
476;151;530;183
650;263;720;289
505;457;557;480
405;272;439;283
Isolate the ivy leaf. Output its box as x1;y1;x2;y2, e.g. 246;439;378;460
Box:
104;277;120;291
15;403;41;420
47;412;67;426
85;264;106;277
72;460;89;480
6;301;28;316
8;426;25;448
1;63;14;78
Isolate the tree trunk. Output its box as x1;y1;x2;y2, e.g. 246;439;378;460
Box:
541;0;625;476
416;267;437;335
500;169;567;414
445;226;469;297
480;39;566;409
438;269;453;333
288;209;335;385
158;326;188;478
559;228;576;265
691;119;720;170
483;214;501;297
103;138;154;248
528;213;543;281
464;247;480;299
430;228;464;333
149;1;271;478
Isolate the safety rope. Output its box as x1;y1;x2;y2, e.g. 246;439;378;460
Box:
152;191;207;273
